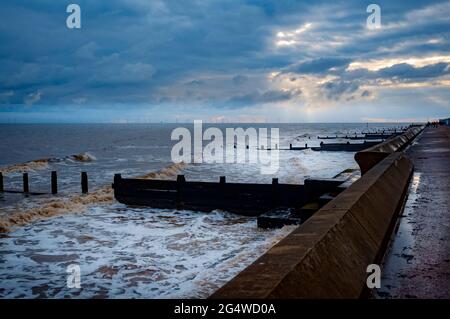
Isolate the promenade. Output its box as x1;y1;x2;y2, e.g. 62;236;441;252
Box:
376;126;450;298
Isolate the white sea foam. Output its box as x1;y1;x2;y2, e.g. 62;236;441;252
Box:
0;206;296;298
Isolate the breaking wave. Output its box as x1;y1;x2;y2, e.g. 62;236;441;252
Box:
0;158;52;174
0;152;97;175
0;162;188;233
139;162;188;180
68;152;97;162
287;156;310;174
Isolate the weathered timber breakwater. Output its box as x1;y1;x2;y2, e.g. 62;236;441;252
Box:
210;125;425;298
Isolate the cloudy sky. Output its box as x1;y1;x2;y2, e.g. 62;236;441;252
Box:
0;0;449;123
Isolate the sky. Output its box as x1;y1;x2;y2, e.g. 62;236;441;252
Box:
0;0;449;123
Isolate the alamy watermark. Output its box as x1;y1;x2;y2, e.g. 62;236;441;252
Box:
66;264;81;288
366;4;381;30
171;121;279;174
366;264;381;289
66;4;81;29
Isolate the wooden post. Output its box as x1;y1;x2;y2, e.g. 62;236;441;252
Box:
113;174;121;189
219;176;226;195
51;171;57;194
289;143;292;150
272;178;279;206
176;175;185;207
81;172;88;194
0;172;3;192
23;172;29;193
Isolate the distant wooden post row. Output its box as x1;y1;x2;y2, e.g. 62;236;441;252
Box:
0;171;90;195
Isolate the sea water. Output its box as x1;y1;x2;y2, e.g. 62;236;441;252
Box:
0;123;402;298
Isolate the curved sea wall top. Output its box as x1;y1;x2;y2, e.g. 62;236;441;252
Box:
355;126;423;174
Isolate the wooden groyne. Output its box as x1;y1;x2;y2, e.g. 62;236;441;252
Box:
311;140;380;152
266;127;414;152
317;128;403;140
256;174;357;228
0;171;92;195
318;134;392;140
112;174;347;217
288;140;380;152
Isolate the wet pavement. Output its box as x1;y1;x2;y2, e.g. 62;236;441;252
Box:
375;126;450;298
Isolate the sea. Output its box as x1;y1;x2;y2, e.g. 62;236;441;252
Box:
0;123;405;298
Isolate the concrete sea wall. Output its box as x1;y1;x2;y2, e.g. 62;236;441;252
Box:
210;128;422;299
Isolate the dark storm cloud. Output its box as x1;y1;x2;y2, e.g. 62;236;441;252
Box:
1;0;292;105
0;0;449;110
285;57;352;74
343;62;450;82
377;62;450;79
321;80;359;101
361;90;371;97
319;62;450;100
225;89;300;107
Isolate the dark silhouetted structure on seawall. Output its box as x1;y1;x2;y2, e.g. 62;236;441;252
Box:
439;117;450;126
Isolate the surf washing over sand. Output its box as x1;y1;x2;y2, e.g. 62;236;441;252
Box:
0;152;97;175
0;161;188;232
